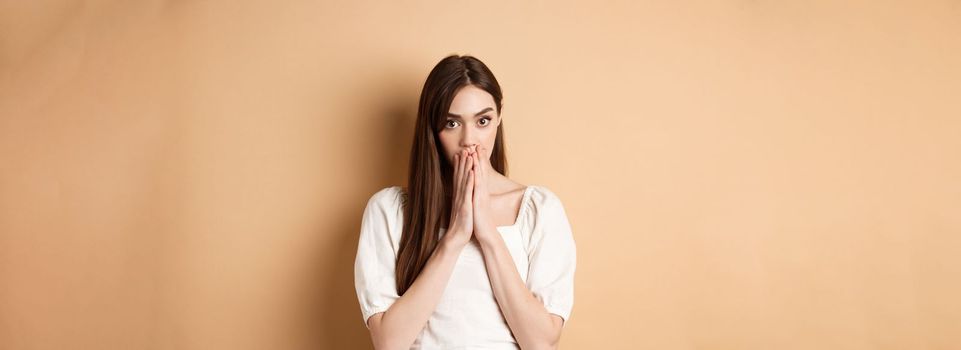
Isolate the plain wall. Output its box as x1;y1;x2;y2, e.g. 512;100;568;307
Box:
1;0;959;348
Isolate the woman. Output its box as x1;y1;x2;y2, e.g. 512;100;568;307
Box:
354;54;576;349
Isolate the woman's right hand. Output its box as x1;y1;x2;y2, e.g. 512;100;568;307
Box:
444;148;475;249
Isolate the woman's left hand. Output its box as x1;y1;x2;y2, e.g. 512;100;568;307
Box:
470;145;498;244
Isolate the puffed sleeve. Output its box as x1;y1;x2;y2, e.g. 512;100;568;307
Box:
353;187;402;329
526;190;577;327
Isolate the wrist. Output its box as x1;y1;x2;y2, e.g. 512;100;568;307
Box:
474;223;497;240
440;232;468;252
475;228;502;249
432;240;462;266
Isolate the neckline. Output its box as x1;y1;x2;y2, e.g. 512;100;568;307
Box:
435;185;534;232
498;185;534;229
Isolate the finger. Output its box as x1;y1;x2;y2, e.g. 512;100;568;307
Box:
473;146;482;174
460;155;471;217
450;158;458;222
453;153;461;184
466;168;474;198
457;151;467;190
472;150;481;184
456;154;466;202
461;152;471;195
464;154;477;188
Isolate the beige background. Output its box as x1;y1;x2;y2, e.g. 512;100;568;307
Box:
1;1;959;349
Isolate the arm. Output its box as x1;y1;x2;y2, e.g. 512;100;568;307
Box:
367;149;479;349
367;237;465;350
465;146;565;349
478;232;563;350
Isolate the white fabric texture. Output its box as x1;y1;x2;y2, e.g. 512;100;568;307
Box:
353;184;577;349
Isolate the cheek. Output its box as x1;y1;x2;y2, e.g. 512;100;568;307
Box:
483;132;497;159
437;133;457;159
481;127;497;141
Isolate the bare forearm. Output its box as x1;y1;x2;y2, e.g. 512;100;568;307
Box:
372;238;463;350
479;234;559;349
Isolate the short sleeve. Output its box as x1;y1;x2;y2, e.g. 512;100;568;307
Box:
526;190;577;327
353;188;402;329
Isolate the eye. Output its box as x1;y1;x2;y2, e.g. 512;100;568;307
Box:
444;120;460;129
479;117;492;126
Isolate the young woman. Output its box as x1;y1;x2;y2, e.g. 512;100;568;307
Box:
354;54;576;349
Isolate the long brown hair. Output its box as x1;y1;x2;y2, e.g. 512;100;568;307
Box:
396;54;507;295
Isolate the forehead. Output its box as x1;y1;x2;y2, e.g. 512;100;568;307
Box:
448;85;496;114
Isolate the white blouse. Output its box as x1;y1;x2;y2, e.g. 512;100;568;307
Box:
353;184;577;349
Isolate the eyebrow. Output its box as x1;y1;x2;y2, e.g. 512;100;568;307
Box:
446;107;494;119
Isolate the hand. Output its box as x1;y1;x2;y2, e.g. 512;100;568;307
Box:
470;145;498;244
443;148;475;249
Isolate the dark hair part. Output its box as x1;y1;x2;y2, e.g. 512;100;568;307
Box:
396;54;507;295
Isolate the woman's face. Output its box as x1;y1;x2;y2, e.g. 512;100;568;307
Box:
437;85;500;167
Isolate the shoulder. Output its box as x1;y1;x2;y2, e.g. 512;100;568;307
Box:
360;186;406;245
523;185;575;245
365;186;405;212
524;184;571;224
527;184;566;210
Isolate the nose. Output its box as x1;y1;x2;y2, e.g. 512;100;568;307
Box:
460;128;478;152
